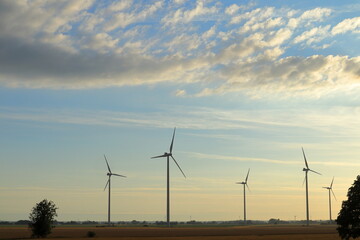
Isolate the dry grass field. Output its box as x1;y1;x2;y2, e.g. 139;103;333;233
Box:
0;225;341;240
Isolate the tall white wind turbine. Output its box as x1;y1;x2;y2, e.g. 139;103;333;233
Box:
103;154;126;226
151;127;186;228
323;177;336;222
302;148;321;226
236;168;250;225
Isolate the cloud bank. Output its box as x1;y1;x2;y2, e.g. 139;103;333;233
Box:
0;0;359;97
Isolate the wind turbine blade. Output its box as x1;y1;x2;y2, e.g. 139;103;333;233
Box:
104;155;112;173
246;183;251;192
331;189;337;201
171;155;186;178
151;154;167;159
309;169;321;175
104;179;109;191
112;173;126;178
169;127;176;154
302;147;309;169
330;177;334;188
245;168;250;183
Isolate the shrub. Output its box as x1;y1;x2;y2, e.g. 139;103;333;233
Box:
28;199;58;238
87;231;96;238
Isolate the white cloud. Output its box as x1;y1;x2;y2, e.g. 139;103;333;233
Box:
80;33;119;53
332;16;360;35
267;28;292;46
0;0;93;45
239;17;283;33
287;8;332;29
225;4;241;15
78;12;104;33
165;33;201;53
116;40;147;55
202;25;217;39
198;55;360;98
173;0;187;5
104;1;163;31
300;7;332;21
175;89;186;96
293;25;331;45
0;1;358;98
162;0;217;26
108;0;133;12
230;7;273;25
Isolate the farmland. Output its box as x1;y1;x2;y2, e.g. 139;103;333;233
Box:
0;224;340;240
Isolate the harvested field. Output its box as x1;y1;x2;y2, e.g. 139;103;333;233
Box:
0;225;340;240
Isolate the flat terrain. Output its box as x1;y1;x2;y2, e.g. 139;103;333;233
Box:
0;225;340;240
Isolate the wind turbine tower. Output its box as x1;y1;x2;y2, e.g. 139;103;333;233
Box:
302;148;321;226
323;177;336;222
236;168;250;225
151;128;186;227
103;155;126;225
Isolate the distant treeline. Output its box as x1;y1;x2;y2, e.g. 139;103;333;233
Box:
0;219;331;226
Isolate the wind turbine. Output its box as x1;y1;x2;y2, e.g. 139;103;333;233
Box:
302;147;321;226
103;154;126;226
323;177;336;222
151;128;186;228
236;168;250;225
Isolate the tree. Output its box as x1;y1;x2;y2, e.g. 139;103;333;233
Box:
268;218;280;224
336;175;360;240
29;199;58;238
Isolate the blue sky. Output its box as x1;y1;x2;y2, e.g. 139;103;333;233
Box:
0;0;360;222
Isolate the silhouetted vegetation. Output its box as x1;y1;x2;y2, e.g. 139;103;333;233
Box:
28;199;58;238
0;218;329;228
86;231;96;237
268;218;289;224
16;220;31;225
82;220;98;225
337;175;360;240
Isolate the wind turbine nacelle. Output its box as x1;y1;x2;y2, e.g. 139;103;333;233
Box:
107;173;111;176
303;168;308;171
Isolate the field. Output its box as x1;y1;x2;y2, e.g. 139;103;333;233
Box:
0;225;341;240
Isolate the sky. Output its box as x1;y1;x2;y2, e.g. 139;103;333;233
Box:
0;0;360;222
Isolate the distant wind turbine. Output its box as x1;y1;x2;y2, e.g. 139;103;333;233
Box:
323;177;336;222
302;148;321;226
151;127;186;228
236;168;250;225
103;154;126;225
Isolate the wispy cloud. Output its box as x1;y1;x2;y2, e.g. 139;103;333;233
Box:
2;105;360;138
186;151;360;167
187;152;300;165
